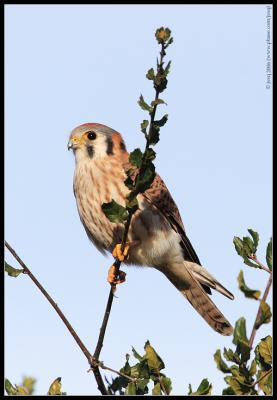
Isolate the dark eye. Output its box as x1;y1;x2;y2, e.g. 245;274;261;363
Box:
87;131;96;140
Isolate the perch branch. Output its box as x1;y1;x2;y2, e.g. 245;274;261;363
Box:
249;254;271;274
93;42;167;363
248;272;272;349
5;241;108;395
252;368;272;388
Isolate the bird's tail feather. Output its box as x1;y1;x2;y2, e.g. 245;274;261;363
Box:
163;262;233;336
187;261;234;300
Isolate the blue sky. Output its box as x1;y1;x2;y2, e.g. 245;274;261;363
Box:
5;4;272;395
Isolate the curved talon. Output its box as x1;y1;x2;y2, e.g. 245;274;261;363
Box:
112;243;130;262
107;264;126;289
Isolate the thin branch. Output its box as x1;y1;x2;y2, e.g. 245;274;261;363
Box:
89;362;136;383
249;254;271;274
93;287;116;361
5;241;108;395
248;272;272;349
158;373;169;396
252;368;272;388
93;41;167;363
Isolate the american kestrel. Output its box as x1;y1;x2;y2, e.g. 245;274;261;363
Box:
68;123;234;336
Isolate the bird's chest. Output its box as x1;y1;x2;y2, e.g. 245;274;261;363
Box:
73;160;128;251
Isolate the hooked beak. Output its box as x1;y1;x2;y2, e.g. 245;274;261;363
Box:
67;136;80;151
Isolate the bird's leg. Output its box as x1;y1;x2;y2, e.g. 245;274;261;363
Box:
112;243;130;261
107;265;126;287
107;241;140;288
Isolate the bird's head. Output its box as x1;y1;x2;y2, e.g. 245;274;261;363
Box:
68;123;127;161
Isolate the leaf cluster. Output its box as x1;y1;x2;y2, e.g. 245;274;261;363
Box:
214;332;272;395
188;378;212;396
5;261;24;277
233;229;272;271
213;229;272;395
106;341;172;395
5;376;67;396
102;27;173;226
5;377;36;396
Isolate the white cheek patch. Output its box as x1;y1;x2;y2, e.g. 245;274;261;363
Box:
92;135;110;159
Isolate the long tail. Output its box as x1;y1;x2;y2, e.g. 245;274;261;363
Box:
163;262;234;336
187;261;234;300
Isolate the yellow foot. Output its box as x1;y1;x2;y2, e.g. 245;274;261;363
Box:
107;264;127;288
112;243;130;262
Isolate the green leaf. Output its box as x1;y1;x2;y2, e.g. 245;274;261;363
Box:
151;99;167;107
247;229;259;252
124;176;135;190
48;377;62;395
188;383;192;395
140;120;149;135
125;382;137;395
152;382;161;395
256;336;272;365
257;369;272;395
160;376;172;394
5;262;24;277
224;376;251;395
189;379;212;395
22;377;36;395
214;349;231;373
237;270;261;300
153;114;168;127
136;378;149;394
137;378;149;391
222;386;235;395
233;317;248;346
15;386;29;395
138;95;152;112
128;364;140;379
148;125;160;145
233;234;260;268
242;236;255;256
229;366;246;383
130;360;150;379
121;356;131;376
233;236;244;256
255;301;272;329
164;61;171;76
131;346;143;361
5;379;18;395
239;342;251;364
242;255;259;269
136;162;156;193
266;238;272;270
197;379;212;395
129;148;143;167
155;27;171;44
102;200;129;223
109;376;128;393
232;317;250;363
125;195;139;211
126;167;136;177
146;68;155;80
143;341;165;372
154;75;168;92
223;348;241;364
145;148;156;161
249;359;257;376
